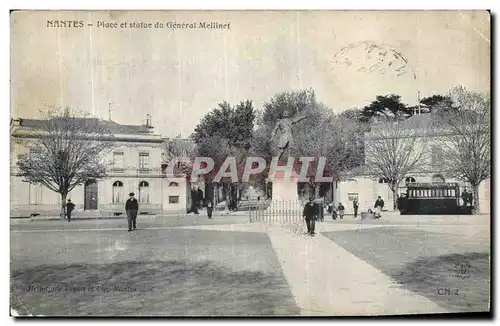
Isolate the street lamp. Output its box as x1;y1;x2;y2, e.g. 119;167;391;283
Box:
265;178;269;199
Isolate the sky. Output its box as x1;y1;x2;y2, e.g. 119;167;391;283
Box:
10;10;490;138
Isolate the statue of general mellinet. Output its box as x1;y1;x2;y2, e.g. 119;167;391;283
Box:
270;111;307;161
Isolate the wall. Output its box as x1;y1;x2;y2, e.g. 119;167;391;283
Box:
337;178;393;214
162;177;188;214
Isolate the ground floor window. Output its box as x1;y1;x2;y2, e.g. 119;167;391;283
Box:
112;181;124;203
139;181;150;203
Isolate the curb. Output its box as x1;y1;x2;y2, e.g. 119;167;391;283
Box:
11;213;251;222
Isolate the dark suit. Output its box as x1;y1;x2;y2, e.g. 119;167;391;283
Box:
125;198;139;231
66;202;75;222
206;200;213;219
302;201;316;234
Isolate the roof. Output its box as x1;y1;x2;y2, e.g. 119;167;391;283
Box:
398;113;432;129
14;118;154;135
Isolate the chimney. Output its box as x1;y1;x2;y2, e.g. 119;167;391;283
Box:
144;114;154;129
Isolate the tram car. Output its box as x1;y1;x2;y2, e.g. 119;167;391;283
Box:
397;182;473;215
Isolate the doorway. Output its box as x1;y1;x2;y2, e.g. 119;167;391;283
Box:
84;179;98;210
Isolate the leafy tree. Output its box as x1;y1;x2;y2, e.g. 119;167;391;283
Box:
419;94;454;113
191;100;256;206
16;107;114;218
432;86;491;214
360;94;412;121
255;90;366;198
162;136;196;164
192;100;255;152
260;88;317;127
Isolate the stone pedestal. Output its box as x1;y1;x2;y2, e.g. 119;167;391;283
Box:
266;166;303;219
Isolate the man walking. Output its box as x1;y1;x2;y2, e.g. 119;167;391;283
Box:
206;198;214;219
191;188;199;214
303;196;317;236
374;196;384;219
125;192;139;232
353;198;359;218
337;202;345;219
461;188;470;208
66;199;75;222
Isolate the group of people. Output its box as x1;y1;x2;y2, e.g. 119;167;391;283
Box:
302;195;385;236
461;188;473;207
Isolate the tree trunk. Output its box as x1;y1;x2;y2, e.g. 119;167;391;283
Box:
472;183;480;215
60;192;67;221
390;184;398;211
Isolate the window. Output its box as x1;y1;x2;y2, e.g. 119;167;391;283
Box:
169;182;179;187
113;152;124;171
431;146;441;167
347;193;359;201
432;174;445;183
139;180;150;203
169;196;179;204
112;181;124;203
29;183;42;205
139;152;149;170
405;177;416;185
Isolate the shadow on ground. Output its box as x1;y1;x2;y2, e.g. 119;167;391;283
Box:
11;260;300;316
391;252;490;312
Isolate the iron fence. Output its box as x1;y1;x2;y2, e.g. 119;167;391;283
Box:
248;200;306;224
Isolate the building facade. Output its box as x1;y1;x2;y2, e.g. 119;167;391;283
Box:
10;117;189;218
335;114;490;215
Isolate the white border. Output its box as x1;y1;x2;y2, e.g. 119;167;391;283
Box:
2;1;497;326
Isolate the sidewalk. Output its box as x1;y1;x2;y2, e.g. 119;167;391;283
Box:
10;210;250;222
266;225;448;316
379;213;490;225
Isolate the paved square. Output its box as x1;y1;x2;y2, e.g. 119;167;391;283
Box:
10;214;491;316
11;220;299;316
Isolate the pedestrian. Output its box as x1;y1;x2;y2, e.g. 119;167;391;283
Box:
125;192;139;232
374;196;384;219
461;188;469;207
302;196;317;236
337;202;345;219
66;199;75;222
313;197;324;222
191;188;199;214
206;198;214;219
197;187;204;210
353;198;359;218
332;204;338;220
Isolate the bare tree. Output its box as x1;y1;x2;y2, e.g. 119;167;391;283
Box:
16;107;114;218
162;136;196;164
433;86;491;214
293;105;365;198
364;116;429;210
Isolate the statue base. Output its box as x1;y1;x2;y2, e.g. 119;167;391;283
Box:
266;163;303;221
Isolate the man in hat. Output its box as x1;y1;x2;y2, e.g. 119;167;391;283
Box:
206;198;214;219
125;192;139;232
374;196;384;219
66;199;75;222
302;196;317;236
